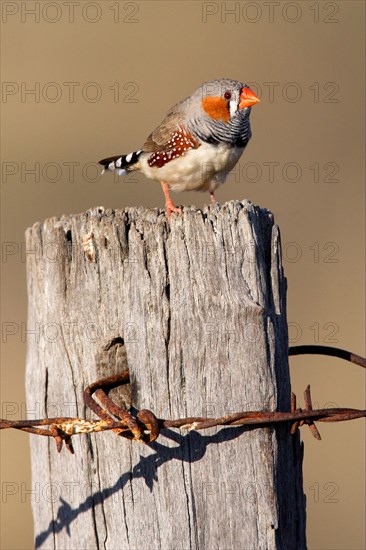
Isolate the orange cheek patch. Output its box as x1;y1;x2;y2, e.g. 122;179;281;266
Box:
202;97;230;122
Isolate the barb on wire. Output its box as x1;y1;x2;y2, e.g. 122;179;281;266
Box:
1;346;365;453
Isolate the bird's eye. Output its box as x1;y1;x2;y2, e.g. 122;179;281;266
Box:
224;91;232;100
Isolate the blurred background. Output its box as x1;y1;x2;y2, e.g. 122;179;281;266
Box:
1;1;364;548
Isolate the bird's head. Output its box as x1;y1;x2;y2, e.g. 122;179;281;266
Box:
191;78;260;123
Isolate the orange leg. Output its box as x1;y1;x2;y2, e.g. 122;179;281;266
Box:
161;182;182;218
210;191;217;204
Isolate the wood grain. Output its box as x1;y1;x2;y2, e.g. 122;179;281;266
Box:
26;201;306;549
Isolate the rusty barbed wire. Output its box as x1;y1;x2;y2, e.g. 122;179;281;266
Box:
1;345;365;454
288;344;366;368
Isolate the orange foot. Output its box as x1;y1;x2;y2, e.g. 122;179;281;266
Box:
166;200;182;218
161;181;182;219
210;191;217;204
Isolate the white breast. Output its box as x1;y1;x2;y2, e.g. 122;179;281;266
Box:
139;143;244;193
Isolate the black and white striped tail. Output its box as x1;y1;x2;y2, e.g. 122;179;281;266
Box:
99;150;142;176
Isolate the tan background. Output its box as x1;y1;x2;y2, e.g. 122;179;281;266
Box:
1;1;364;548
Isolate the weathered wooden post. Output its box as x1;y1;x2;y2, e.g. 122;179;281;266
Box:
26;200;306;549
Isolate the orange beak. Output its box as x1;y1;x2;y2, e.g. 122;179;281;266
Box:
239;87;260;109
